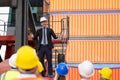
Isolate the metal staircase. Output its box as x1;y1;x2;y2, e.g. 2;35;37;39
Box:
50;16;70;68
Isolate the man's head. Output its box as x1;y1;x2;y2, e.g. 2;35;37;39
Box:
9;53;17;68
99;67;112;80
78;60;94;79
16;45;43;73
40;17;48;27
56;63;69;76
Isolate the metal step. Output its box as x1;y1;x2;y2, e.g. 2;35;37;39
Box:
54;43;67;47
55;49;65;54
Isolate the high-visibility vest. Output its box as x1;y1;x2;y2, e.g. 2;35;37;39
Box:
12;74;44;80
0;69;20;80
12;77;44;80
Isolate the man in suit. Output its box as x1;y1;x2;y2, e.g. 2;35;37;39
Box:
33;16;58;78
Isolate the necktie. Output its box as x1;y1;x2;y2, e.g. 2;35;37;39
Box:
43;27;46;44
44;28;48;44
41;27;48;45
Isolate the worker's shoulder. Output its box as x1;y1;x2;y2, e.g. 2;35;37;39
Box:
12;77;43;80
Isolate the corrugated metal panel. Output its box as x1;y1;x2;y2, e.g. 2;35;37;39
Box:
50;14;120;37
67;67;120;80
66;40;120;63
50;0;120;11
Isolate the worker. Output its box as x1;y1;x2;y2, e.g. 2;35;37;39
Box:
99;67;112;80
13;45;44;80
78;60;94;80
33;16;58;77
54;63;69;80
0;53;20;80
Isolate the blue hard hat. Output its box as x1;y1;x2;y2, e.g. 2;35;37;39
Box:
56;63;69;75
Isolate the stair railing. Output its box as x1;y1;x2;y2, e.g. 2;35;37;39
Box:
54;49;60;67
60;16;69;54
0;19;7;36
50;15;69;67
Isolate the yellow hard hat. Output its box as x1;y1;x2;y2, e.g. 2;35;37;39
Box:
99;67;112;80
16;45;43;72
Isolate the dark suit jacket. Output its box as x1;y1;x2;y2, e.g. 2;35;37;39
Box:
33;27;58;49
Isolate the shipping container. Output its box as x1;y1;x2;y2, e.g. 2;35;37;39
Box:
49;0;120;80
50;14;120;37
50;0;120;11
67;67;120;80
66;40;120;63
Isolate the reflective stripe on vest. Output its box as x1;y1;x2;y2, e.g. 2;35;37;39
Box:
13;77;43;80
1;70;20;80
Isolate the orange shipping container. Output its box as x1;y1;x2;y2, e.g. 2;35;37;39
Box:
66;67;120;80
66;40;120;63
50;14;120;37
50;0;120;11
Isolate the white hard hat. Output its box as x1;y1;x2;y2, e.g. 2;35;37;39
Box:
78;60;94;78
40;17;47;22
9;53;17;68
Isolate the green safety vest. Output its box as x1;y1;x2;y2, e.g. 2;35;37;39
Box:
0;69;20;80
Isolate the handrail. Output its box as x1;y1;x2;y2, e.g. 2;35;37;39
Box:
50;15;69;40
28;1;36;35
66;16;69;40
0;19;6;23
54;49;60;67
28;1;40;49
50;15;69;52
61;16;69;55
0;19;7;35
50;15;69;68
